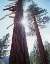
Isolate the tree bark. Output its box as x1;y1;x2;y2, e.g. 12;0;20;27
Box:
33;16;49;64
9;0;30;64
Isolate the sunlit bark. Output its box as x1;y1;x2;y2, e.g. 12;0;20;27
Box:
9;0;30;64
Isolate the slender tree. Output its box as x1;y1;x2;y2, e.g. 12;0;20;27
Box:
26;2;50;64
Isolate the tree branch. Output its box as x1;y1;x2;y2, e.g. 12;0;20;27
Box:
9;16;15;18
6;23;14;29
0;11;15;20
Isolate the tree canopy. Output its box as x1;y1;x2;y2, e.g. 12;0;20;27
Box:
26;2;50;36
0;33;10;59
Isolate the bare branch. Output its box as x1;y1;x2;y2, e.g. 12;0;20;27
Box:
3;6;17;12
0;11;15;20
6;23;14;29
9;16;15;18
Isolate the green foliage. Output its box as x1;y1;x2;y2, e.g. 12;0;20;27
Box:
0;33;10;59
26;1;50;36
0;61;5;64
30;42;40;64
44;41;50;64
30;41;50;64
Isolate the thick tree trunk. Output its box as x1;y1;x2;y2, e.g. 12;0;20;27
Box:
33;16;49;64
9;0;30;64
9;23;30;64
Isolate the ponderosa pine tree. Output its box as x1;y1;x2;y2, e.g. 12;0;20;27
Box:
26;2;50;64
0;0;30;64
9;0;30;64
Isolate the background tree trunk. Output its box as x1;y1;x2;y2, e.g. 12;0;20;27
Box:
33;16;49;64
9;0;30;64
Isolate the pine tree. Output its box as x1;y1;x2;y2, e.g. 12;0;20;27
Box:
0;33;10;59
30;41;40;64
0;0;30;64
26;1;50;64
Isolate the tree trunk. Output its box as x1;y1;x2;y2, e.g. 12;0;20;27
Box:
33;16;49;64
9;0;30;64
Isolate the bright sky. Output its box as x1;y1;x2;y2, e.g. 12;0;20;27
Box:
0;0;50;54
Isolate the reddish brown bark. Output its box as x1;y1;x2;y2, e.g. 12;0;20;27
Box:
9;23;30;64
9;0;30;64
33;16;49;64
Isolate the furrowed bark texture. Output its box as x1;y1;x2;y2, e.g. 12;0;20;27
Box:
9;23;30;64
9;0;30;64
